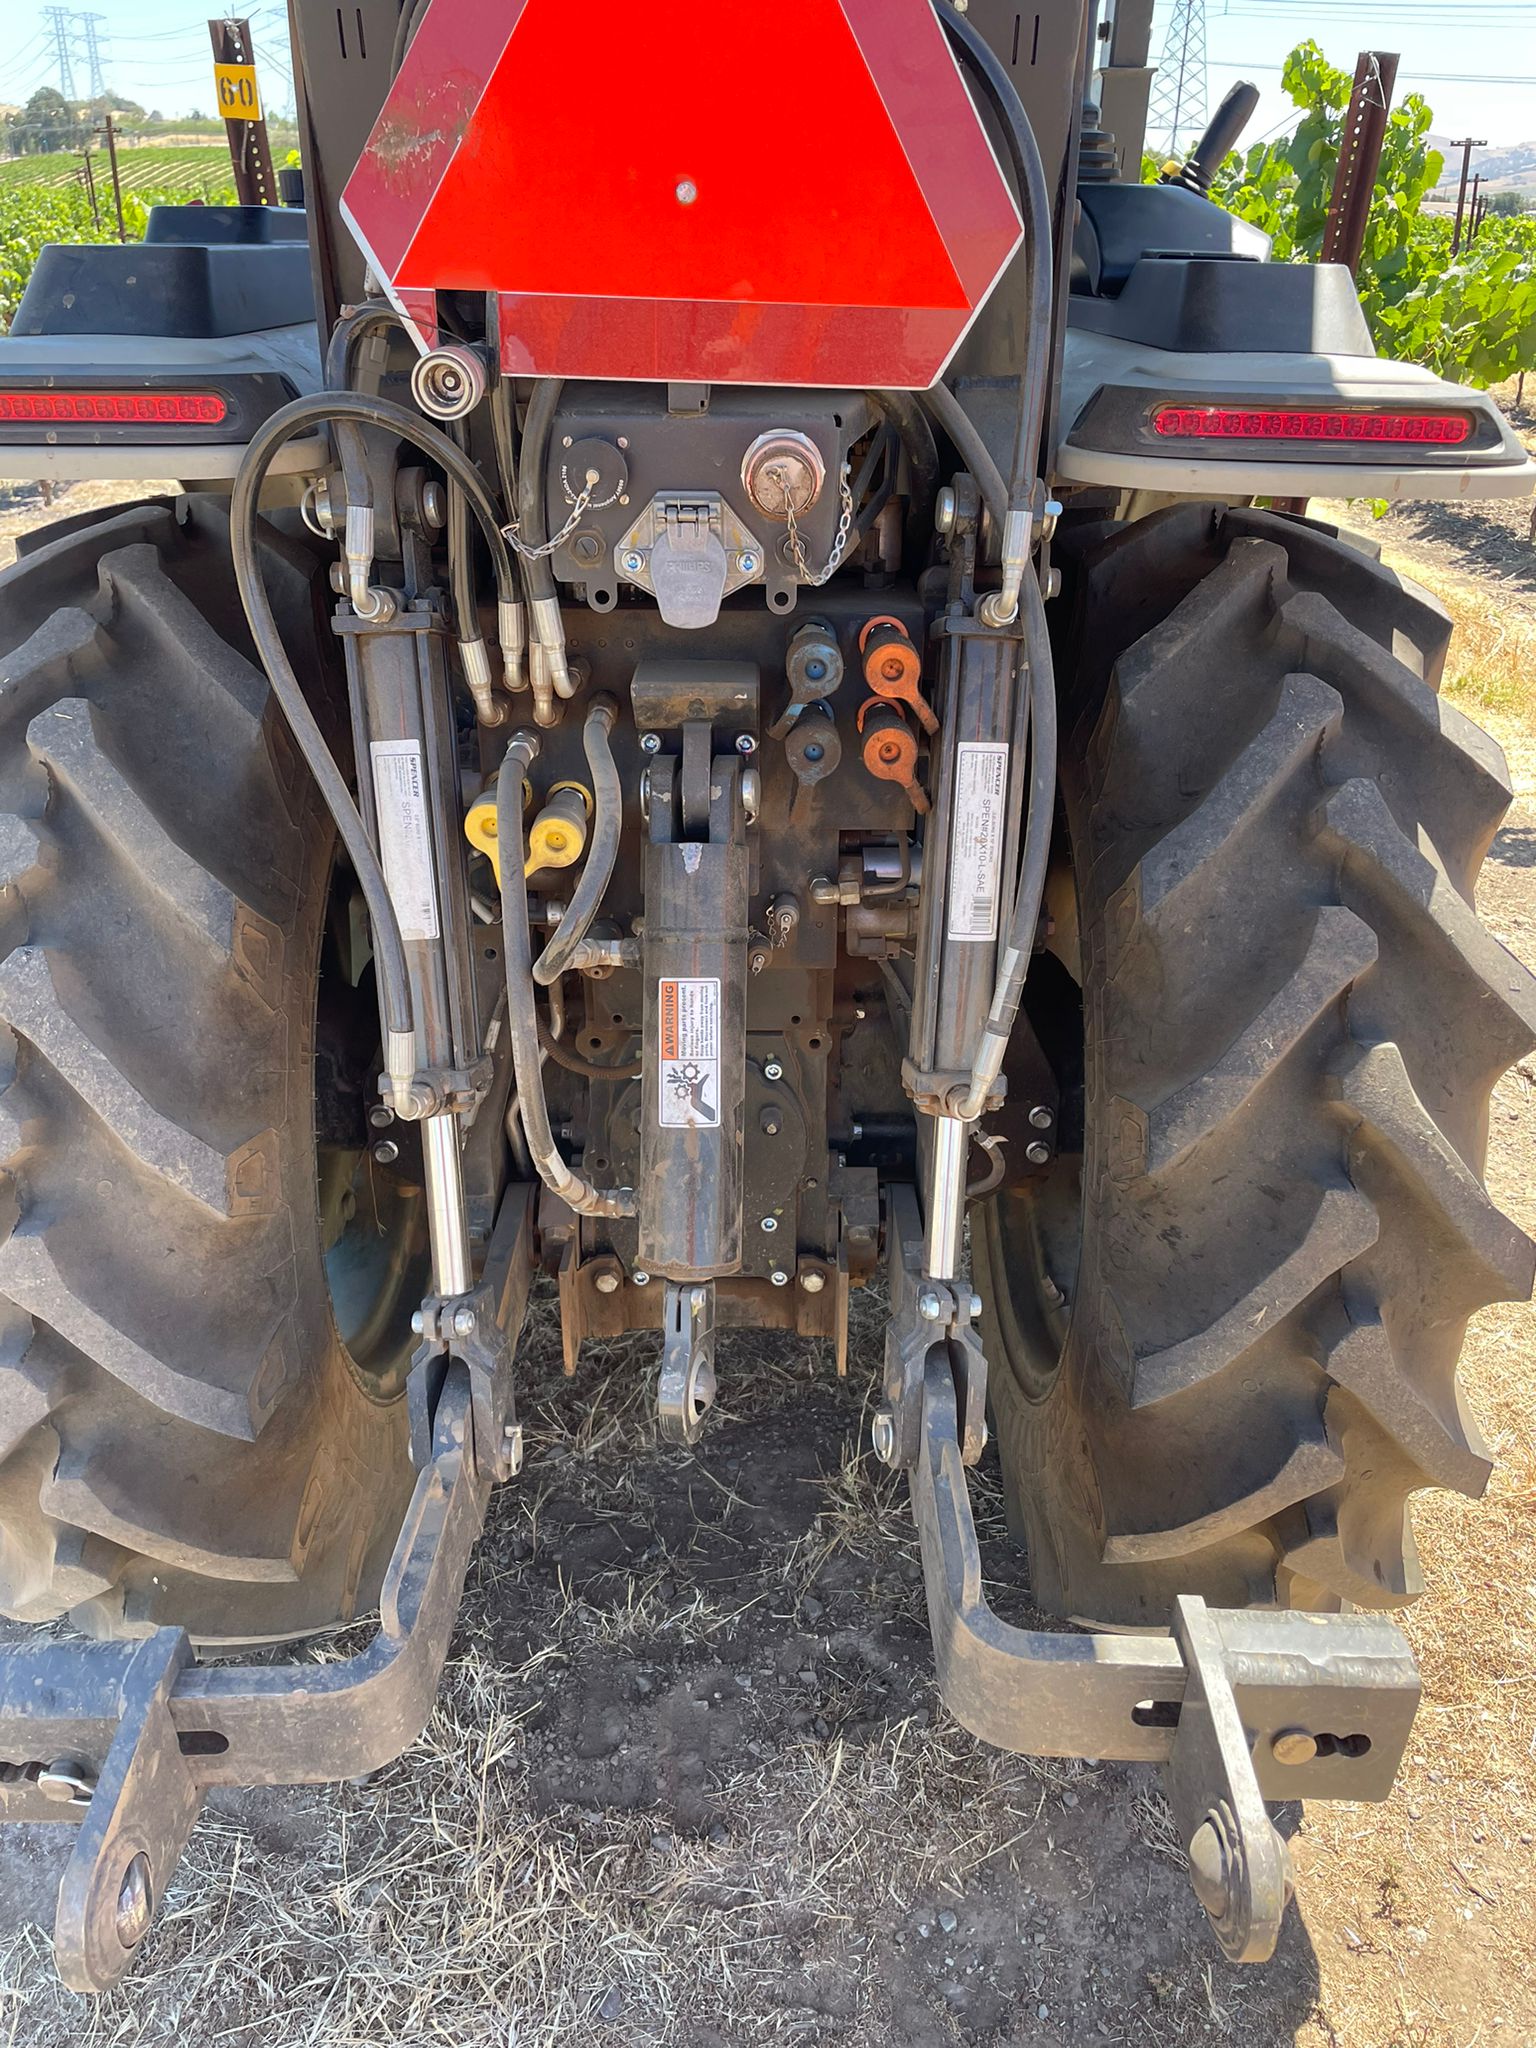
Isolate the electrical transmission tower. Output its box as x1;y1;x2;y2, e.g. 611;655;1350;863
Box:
43;4;78;99
1148;0;1208;160
77;11;108;98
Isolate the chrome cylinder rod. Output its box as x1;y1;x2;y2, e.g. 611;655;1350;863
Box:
924;1113;969;1280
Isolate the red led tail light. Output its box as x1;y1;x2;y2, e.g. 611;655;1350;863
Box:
0;391;227;426
1152;405;1472;446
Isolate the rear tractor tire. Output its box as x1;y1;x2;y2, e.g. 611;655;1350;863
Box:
976;504;1536;1628
0;497;421;1644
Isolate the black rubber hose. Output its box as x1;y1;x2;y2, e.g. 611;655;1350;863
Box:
489;376;519;515
295;390;521;610
532;695;621;986
496;731;636;1219
538;1020;642;1082
937;0;1054;508
230;407;414;1051
516;379;564;611
870;389;940;537
917;380;1009;532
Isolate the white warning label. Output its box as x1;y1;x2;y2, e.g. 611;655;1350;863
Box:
658;976;721;1129
947;741;1009;942
370;740;439;942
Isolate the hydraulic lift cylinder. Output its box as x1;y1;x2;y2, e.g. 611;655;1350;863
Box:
637;751;749;1280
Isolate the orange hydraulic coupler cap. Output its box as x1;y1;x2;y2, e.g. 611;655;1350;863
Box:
856;697;930;815
857;615;938;734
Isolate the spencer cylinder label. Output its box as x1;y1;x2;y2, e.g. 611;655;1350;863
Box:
658;976;721;1129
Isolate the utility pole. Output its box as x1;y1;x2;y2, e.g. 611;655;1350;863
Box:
1450;136;1486;254
208;17;277;206
76;12;108;100
43;4;78;100
100;109;126;242
1148;0;1207;160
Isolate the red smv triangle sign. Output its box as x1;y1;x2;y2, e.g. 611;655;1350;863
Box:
342;0;1022;387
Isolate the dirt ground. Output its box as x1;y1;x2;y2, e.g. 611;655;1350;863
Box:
0;416;1534;2045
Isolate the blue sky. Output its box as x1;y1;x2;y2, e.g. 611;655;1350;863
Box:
1156;0;1535;150
1;1;1531;148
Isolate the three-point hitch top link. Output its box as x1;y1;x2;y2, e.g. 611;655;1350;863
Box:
877;1186;1422;1963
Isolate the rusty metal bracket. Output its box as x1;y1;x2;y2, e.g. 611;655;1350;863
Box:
908;1346;1421;1962
0;1350;498;1993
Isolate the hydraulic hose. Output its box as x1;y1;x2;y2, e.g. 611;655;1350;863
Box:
230;401;416;1093
445;418;504;727
936;0;1054;624
516;378;573;720
916;380;1009;534
488;375;529;694
497;730;637;1219
532;695;622;986
953;562;1058;1120
869;389;940;549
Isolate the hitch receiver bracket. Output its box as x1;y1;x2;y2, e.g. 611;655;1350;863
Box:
891;1184;1420;1963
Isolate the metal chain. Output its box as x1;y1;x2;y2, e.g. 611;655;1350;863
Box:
781;461;855;587
501;463;606;562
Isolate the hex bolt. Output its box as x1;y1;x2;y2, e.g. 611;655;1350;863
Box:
373;1138;400;1165
1028;1104;1054;1130
632;1270;651;1287
410;1310;425;1335
969;1292;984;1319
639;730;662;755
369;1105;395;1129
451;1305;477;1339
621;550;646;578
1025;1139;1052;1166
593;1270;621;1295
917;1286;944;1322
115;1853;153;1951
676;177;699;204
934;485;957;533
770;1269;790;1287
760;1107;782;1136
735;732;757;754
871;1409;897;1466
800;1269;825;1294
763;1060;784;1082
760;1215;779;1233
1271;1727;1319;1767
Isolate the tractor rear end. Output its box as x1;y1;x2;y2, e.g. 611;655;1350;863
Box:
0;0;1532;1992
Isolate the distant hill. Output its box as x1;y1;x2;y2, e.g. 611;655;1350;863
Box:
1427;133;1536;193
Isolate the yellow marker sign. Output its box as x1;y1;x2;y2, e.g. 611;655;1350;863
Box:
213;62;262;121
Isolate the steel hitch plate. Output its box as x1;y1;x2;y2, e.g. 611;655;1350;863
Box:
909;1350;1421;1959
886;1189;1421;1964
0;1186;536;1993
